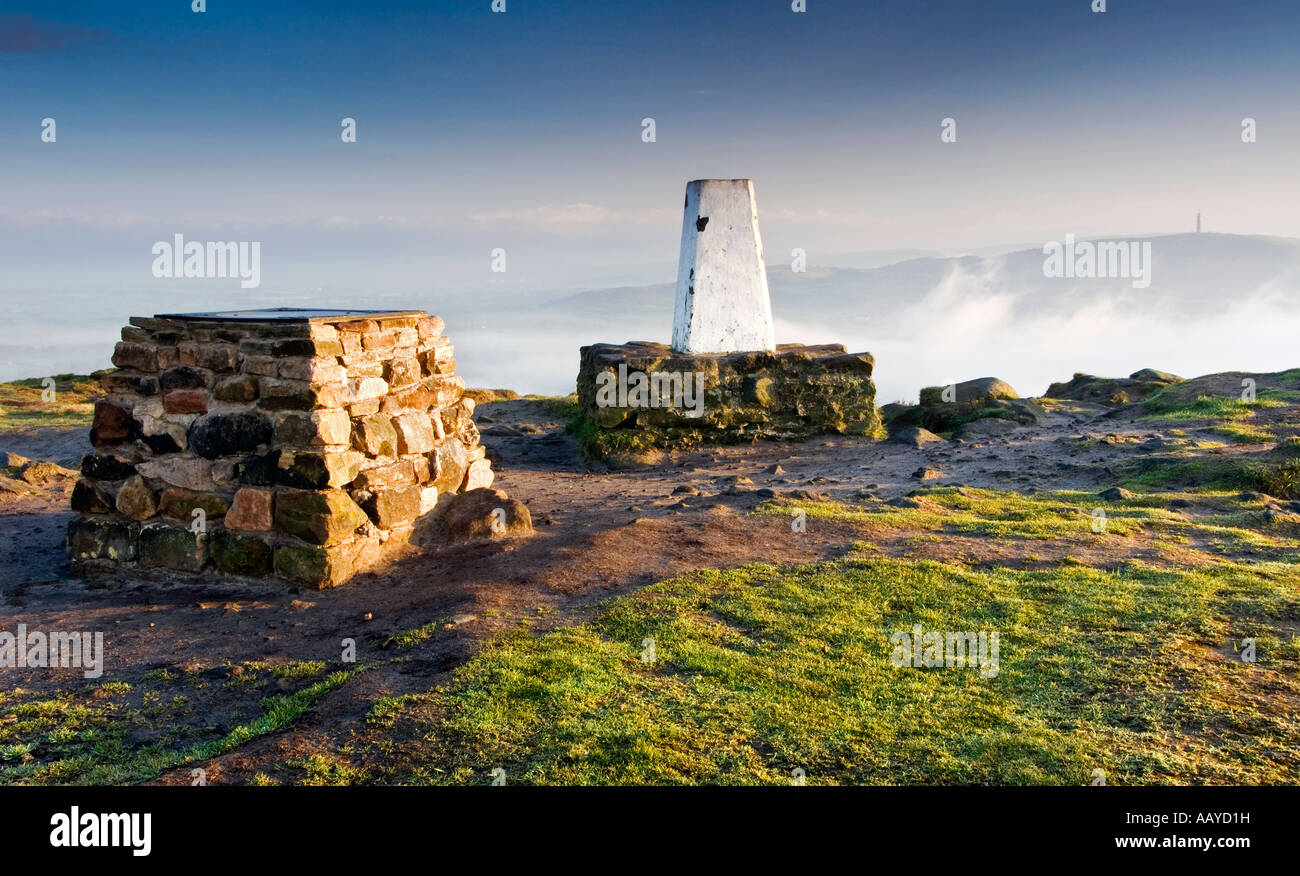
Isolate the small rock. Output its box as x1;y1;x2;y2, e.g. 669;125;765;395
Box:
765;464;785;475
912;467;946;481
2;452;31;469
889;427;945;449
440;487;533;542
1099;487;1133;501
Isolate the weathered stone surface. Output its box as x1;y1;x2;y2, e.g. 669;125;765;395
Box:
279;357;347;384
353;459;415;492
463;458;494;491
139;523;206;571
889;427;945;448
180;342;237;372
385;357;421;389
416;315;445;339
360;485;421;529
274;409;351;448
258;379;316;411
236;451;280;486
430;375;464;407
919;377;1018;406
275;450;364;490
440;488;532;542
214;374;259;402
210;529;273;577
274;540;366;589
67;517;138;562
163;390;209;415
240;355;278;377
575;342;880;457
81;453;137;481
71;479;115;513
432;438;470;493
135;456;215;492
188;412;273;459
274;490;370;545
1044;370;1182;406
112;342;158;371
419;484;439;515
353;415;398;456
115;475;158;521
226;487;273;531
392;411;436;454
91;402;133;446
158;488;229;521
159;366;212;391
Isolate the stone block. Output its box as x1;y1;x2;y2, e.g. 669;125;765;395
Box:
274;409;352;448
274;489;370;545
275;449;364;489
91;401;133;446
163;390;209;415
115;475;158;521
67;517;139;562
385;356;421;389
158;488;229;522
392;411;436;454
210;529;274;577
214;374;259;402
112;342;159;372
353;459;415;491
71;479;115;514
463;458;494;491
274;540;368;589
188;412;273;459
139;523;207;571
361;485;422;529
353;414;398;456
226;487;273;531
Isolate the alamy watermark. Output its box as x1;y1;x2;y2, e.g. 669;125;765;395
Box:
890;624;999;678
595;365;707;418
151;233;261;289
1042;234;1151;289
1;624;104;678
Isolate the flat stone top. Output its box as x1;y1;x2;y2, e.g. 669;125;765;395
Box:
153;307;426;323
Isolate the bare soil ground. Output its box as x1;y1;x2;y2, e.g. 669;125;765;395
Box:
1;389;1296;784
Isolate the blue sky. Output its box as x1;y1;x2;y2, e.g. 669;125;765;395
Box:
2;0;1299;295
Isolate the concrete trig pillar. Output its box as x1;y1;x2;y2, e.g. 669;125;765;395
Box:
671;179;777;354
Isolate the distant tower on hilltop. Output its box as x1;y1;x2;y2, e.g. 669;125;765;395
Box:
1196;211;1202;233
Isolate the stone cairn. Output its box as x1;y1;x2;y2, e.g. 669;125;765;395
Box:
67;308;491;588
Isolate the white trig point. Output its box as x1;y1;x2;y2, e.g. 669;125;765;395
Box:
671;179;777;354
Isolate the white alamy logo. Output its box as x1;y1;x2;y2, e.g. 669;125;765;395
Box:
50;807;151;857
1042;234;1152;289
595;365;707;418
0;625;104;678
889;624;1000;678
152;233;261;289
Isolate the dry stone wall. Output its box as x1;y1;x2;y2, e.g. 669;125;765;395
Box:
576;341;881;457
67;310;492;587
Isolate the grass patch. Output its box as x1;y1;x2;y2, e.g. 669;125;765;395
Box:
382;555;1300;785
1;663;378;785
0;374;98;430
